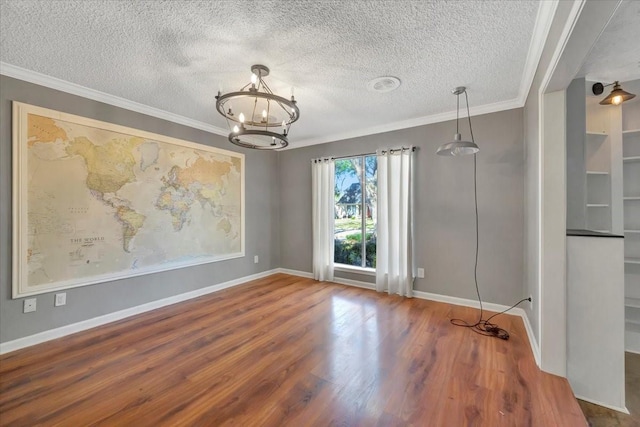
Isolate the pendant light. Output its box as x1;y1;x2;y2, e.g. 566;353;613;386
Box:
436;87;479;156
592;81;636;106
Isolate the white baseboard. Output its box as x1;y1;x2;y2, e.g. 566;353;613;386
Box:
277;268;314;279
0;269;279;355
281;269;542;366
575;395;629;415
0;267;542;367
332;276;375;290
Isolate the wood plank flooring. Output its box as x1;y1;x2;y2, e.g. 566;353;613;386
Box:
0;274;586;426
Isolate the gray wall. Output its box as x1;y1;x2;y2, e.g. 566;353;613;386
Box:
279;108;526;306
0;76;280;343
566;78;587;230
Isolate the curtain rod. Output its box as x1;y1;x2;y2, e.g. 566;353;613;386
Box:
323;146;417;161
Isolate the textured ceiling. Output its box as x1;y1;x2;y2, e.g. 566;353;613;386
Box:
0;0;541;148
579;0;640;83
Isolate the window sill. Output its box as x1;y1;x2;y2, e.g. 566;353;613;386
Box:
334;264;376;276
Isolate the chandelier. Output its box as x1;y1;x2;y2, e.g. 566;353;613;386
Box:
215;65;299;150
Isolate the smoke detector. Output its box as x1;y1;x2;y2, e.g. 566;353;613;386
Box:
367;76;401;93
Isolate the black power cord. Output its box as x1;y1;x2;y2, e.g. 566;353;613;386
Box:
449;91;531;341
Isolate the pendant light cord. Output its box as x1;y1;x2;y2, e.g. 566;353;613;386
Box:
449;90;531;340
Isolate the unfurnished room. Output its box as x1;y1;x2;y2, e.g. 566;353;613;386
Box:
0;1;639;426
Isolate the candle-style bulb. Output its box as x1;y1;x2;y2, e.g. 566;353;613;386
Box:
282;120;286;128
262;109;267;118
239;112;245;123
251;73;257;84
233;125;239;133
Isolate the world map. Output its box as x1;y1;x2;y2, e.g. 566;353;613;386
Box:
15;103;243;297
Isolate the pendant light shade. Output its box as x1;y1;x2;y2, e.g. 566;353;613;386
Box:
592;81;636;106
436;87;479;156
436;133;479;156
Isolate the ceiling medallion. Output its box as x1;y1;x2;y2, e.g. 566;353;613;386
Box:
215;64;299;150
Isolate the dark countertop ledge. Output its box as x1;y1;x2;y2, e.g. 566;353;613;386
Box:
566;229;624;238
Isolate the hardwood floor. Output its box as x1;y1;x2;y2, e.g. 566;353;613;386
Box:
0;274;586;426
579;352;640;426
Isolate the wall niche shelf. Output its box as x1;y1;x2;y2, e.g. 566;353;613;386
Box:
625;258;640;265
586;171;609;175
623;129;640;135
587;204;609;208
623;156;640;162
627;298;640;309
624;196;640;201
586;131;608;136
625;230;640;234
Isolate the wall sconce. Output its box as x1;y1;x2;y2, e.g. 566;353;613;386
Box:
592;81;636;105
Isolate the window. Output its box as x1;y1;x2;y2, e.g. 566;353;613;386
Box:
334;155;377;268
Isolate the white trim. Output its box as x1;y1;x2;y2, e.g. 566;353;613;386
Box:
539;0;587;95
332;276;375;290
277;268;314;278
518;0;559;106
0;269;279;355
0;268;542;366
574;395;629;415
0;62;228;137
0;60;522;151
1;0;558;153
521;307;542;366
534;0;585;376
412;289;540;365
287;98;522;149
279;269;542;365
334;264;376;277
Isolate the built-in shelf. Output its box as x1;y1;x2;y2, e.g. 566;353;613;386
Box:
624;196;640;201
587;131;608;136
627;298;640;309
627;322;640;333
625;258;640;265
587;204;609;207
586;170;609;175
592;229;611;233
623;156;640;162
625;230;640;234
623;129;640;135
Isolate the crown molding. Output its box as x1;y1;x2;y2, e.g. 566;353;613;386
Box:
286;97;522;149
0;62;229;137
2;0;557;151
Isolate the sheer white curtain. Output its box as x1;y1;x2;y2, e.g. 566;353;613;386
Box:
376;147;415;297
312;158;335;281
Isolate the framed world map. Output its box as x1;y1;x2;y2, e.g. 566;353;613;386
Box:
12;102;245;298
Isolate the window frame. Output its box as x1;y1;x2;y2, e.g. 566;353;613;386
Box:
333;154;376;272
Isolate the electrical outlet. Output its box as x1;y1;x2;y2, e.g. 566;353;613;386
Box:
23;298;37;313
54;293;67;307
417;268;425;278
254;255;259;264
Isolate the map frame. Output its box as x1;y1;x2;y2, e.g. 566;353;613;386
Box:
12;101;245;299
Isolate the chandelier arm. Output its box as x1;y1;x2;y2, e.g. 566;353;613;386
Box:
266;99;271;131
456;94;460;134
261;79;275;95
465;90;475;143
251;95;259;126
